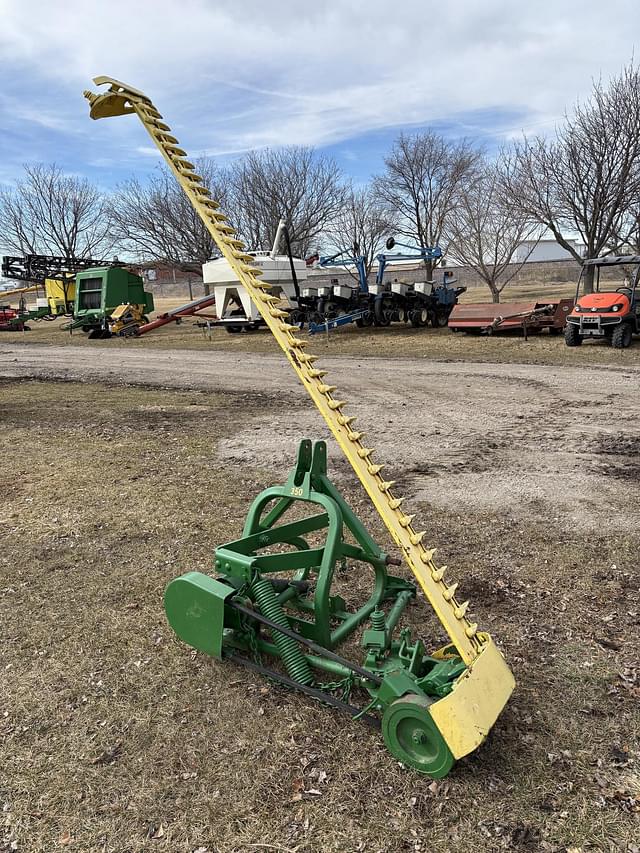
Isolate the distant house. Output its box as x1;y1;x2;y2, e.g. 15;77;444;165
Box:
513;238;585;263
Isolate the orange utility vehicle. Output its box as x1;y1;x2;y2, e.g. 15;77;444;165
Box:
565;255;639;348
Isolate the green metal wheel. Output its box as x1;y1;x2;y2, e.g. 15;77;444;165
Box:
382;694;455;778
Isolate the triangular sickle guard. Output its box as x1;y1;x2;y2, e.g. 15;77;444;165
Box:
82;75;489;666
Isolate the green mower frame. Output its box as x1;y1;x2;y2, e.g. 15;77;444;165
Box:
166;441;469;777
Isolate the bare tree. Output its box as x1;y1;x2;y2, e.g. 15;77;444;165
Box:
501;63;640;293
448;165;540;302
612;200;640;254
373;132;481;279
325;186;397;276
229;147;346;256
0;163;114;260
110;158;231;272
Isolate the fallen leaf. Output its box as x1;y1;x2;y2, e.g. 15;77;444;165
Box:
290;778;304;803
152;824;165;839
59;830;73;845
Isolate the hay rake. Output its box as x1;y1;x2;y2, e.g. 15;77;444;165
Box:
83;77;515;777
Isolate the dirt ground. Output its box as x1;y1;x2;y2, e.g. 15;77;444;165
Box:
1;341;639;852
5;313;640;370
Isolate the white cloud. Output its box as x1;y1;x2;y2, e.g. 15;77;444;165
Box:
0;0;639;157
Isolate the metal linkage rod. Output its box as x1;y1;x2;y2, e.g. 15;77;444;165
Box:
229;599;383;686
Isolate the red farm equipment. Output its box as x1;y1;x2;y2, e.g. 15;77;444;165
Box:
448;299;573;337
0;306;29;332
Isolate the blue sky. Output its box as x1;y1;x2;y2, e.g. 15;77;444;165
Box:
0;0;639;190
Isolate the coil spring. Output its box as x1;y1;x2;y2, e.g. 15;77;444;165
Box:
252;578;314;686
370;608;386;631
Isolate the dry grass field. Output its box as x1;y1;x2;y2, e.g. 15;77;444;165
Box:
1;277;639;852
1;322;639;852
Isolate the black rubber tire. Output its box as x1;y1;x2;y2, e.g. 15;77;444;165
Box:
374;299;391;326
288;309;304;329
611;323;633;348
322;299;338;316
432;310;449;327
225;325;242;334
355;310;374;328
564;324;583;347
410;308;429;328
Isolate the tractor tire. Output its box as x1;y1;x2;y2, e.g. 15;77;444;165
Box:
374;299;391;326
361;310;374;327
410;308;429;328
611;323;633;348
355;310;373;328
432;310;449;327
564;324;582;347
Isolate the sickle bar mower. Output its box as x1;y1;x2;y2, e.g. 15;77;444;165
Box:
83;76;515;777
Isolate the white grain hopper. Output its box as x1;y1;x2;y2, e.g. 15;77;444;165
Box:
202;221;308;329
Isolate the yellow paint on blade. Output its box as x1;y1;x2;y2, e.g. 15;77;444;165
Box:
429;634;516;759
